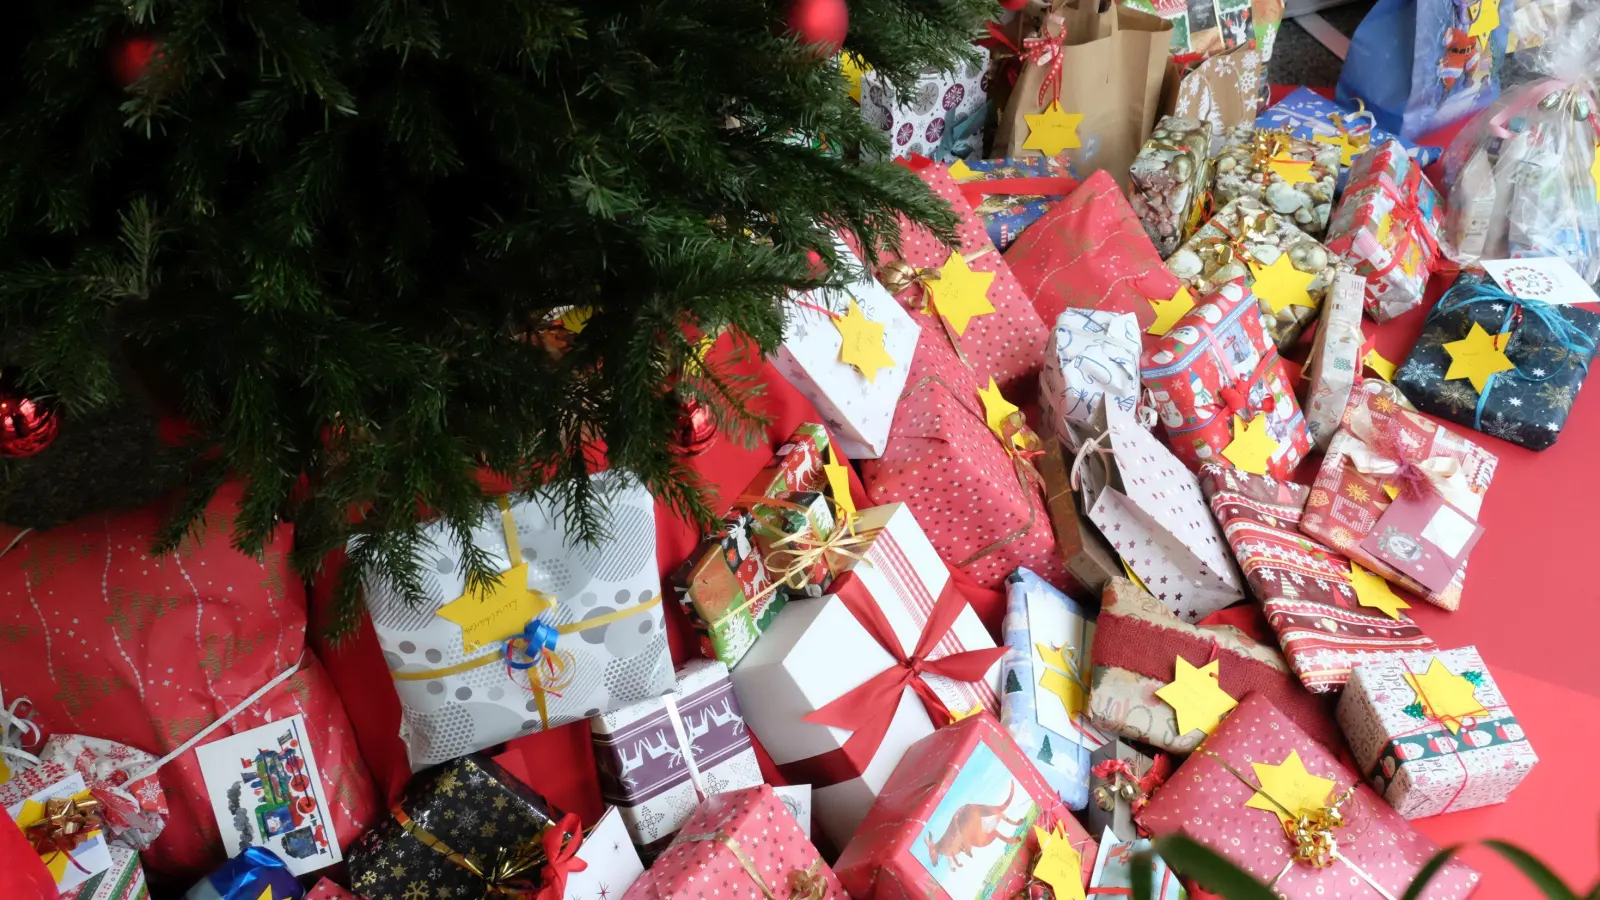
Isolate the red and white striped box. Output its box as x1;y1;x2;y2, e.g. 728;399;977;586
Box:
60;847;146;900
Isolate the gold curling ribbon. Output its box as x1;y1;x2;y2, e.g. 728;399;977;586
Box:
673;829;826;900
22;790;104;877
392;804;548;898
877;246;996;369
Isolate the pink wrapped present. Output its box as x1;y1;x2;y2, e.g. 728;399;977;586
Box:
621;785;844;899
307;878;361;899
1138;693;1481;899
1141;281;1311;479
1326;141;1446;322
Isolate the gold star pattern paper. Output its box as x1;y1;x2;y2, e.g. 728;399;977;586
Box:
1245;751;1336;825
1032;824;1087;900
1221;413;1279;475
1249;253;1319;314
1403;657;1489;734
824;444;857;521
1313;132;1362;167
1443;322;1516;393
833;297;894;382
1467;0;1500;38
1022;101;1085;157
435;564;552;652
1147;286;1196;336
1156;658;1238;737
1268;157;1318;185
978;377;1020;442
1349;562;1409;620
925;250;996;336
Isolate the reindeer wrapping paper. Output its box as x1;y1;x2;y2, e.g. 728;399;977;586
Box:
1337;646;1538;819
591;659;762;855
834;714;1096;900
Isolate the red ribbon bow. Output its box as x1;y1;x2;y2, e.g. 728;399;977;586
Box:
1019;27;1067;105
533;814;587;900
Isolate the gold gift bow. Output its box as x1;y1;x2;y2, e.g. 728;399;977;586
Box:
878;246;996;369
1199;749;1398;900
1249;127;1297;171
1340;404;1483;517
1198;206;1277;273
21;790;103;877
391;804;555;898
673;829;828;899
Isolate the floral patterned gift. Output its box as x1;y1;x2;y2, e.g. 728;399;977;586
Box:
1212;125;1341;238
1129;116;1214;258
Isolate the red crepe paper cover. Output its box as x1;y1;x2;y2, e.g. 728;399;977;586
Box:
1138;694;1480;899
835;713;1096;900
1003;170;1183;350
0;485;380;881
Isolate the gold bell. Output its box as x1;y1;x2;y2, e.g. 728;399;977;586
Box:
1093;785;1115;811
1117;781;1139;802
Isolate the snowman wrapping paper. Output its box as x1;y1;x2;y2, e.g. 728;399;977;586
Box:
360;472;674;769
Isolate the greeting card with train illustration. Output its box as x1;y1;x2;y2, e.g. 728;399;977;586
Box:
910;742;1040;900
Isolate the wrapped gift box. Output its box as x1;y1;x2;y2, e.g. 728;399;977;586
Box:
622;785;842;899
732;502;1004;848
592;659;763;855
1037;445;1122;597
1325;144;1447;323
1347;140;1443;221
1394;272;1600;451
860;52;991;163
1088;830;1186;899
1138;694;1480;899
674;423;834;667
999;568;1109;810
1082;742;1168;843
1141;280;1310;478
1211;125;1341;238
1086;578;1341;754
559;806;646;900
305;880;356;900
4;734;167;851
1255;87;1441;168
361;472;673;768
4;770;114;893
183;848;303;900
834;714;1096;900
1300;379;1497;611
1338;646;1538;819
62;846;148;900
1301;271;1368;449
1130;116;1214;258
1040;308;1142;452
1198;465;1437;693
349;755;566;899
1165;195;1337;351
948;156;1079;251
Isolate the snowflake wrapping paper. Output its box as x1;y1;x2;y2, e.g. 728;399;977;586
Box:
1301;379;1498;611
999;568;1108;811
305;879;357;900
1211;125;1341;238
1325;141;1447;322
674;423;833;667
1141;280;1310;479
1338;646;1537;819
7;734;169;851
621;785;843;900
1165;195;1338;351
1255;87;1441;169
1170;45;1265;155
1197;465;1437;693
349;755;564;900
591;659;761;855
61;846;147;900
1394;271;1600;451
860;51;991;163
1039;308;1142;451
1130;116;1213;258
1086;577;1342;754
361;472;675;768
948;156;1079;251
1138;694;1480;899
1301;271;1368;450
834;714;1096;900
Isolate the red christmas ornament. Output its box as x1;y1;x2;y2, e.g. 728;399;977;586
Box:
670;396;718;457
787;0;849;55
110;35;162;88
0;373;59;459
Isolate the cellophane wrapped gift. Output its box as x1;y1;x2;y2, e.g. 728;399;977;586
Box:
674;423;833;666
1037;445;1123;596
0;488;378;881
63;846;148;900
1129;116;1214;258
1300;379;1497;611
622;785;843;899
349;755;568;899
1211;126;1341;238
6;734;168;851
1040;308;1142;451
1141;281;1311;478
592;659;762;855
1138;694;1481;899
305;879;357;899
1198;465;1437;693
1394;271;1600;451
834;714;1096;900
360;472;673;768
1000;568;1110;810
1004;171;1185;345
1256;87;1441;168
860;51;991;163
1338;646;1537;819
1086;578;1341;753
1165;195;1338;350
948;156;1079;251
1301;271;1368;450
773;243;918;459
732;502;1004;848
1325;141;1447;322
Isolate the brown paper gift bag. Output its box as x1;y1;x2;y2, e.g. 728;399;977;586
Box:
999;0;1173;190
1166;40;1263;141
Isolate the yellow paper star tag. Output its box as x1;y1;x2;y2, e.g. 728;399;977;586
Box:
1268;157;1317;185
258;888;284;900
1249;253;1319;314
1037;643;1086;717
0;755;10;783
824;445;856;521
947;158;978;182
1590;141;1600;203
924;250;996;336
977;377;1020;442
1156;658;1238;737
1364;348;1398;381
1245;751;1336;825
1147;286;1195;336
1403;658;1490;734
1032;824;1087;900
1313;132;1361;167
435;564;553;652
1349;562;1409;620
560;306;596;333
1121;559;1150;593
1382;483;1401;500
1443;322;1516;393
1467;0;1500;38
1221;414;1279;475
1022;101;1085;157
840;53;868;103
1374;213;1393;247
950;704;985;722
833;297;895;382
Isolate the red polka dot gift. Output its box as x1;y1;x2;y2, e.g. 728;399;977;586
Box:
1138;693;1481;899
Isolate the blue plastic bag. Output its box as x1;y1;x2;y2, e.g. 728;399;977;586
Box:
1336;0;1509;139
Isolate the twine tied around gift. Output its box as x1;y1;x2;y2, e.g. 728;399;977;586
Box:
392;805;582;898
1089;754;1173;829
877;246;995;368
672;829;828;900
1067;390;1160;496
21;790;103;878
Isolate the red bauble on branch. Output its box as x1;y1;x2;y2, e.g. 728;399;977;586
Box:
787;0;849;54
670;395;718;457
0;372;59;459
110;35;163;87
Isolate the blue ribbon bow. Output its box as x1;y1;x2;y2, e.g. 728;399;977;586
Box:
935;100;991;164
505;618;560;670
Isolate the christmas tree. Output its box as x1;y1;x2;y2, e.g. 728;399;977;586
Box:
0;0;994;631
